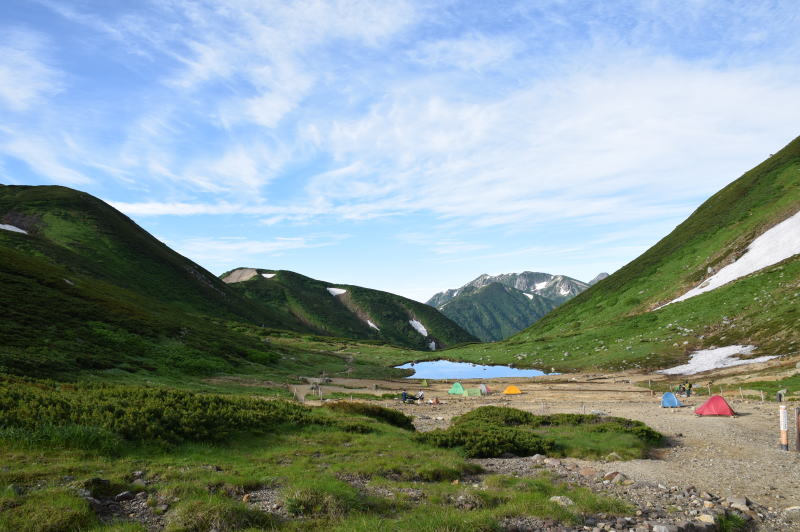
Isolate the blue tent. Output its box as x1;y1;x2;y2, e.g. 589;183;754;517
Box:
661;392;683;408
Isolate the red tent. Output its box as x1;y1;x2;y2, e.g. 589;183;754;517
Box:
695;395;735;417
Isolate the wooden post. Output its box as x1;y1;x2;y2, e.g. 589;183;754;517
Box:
739;388;744;401
707;384;712;396
779;405;789;450
795;407;800;452
760;390;765;402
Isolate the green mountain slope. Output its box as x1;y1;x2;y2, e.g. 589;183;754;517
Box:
0;185;299;328
0;185;412;379
223;268;478;350
437;282;558;342
448;134;800;371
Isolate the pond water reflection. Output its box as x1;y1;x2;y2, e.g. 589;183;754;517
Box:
396;359;554;379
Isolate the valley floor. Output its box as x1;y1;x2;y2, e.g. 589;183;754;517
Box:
308;374;800;512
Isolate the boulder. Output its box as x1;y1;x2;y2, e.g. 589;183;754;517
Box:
114;491;134;502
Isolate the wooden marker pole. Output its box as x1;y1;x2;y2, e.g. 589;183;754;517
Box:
779;405;789;451
795;407;800;452
707;384;712;396
739;388;744;401
760;390;765;402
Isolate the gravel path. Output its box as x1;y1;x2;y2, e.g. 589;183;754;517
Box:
381;376;800;522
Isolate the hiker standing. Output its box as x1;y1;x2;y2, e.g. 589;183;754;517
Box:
686;382;693;397
401;390;408;402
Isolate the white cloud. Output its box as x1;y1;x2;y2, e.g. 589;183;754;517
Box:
308;53;800;229
410;33;519;71
0;29;62;111
2;136;90;185
172;234;348;265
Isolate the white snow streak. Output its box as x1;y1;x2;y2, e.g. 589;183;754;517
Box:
261;273;276;278
666;210;800;306
559;286;570;296
327;287;347;296
0;224;27;234
428;341;436;351
409;319;428;336
524;293;534;300
534;281;548;291
367;319;380;330
658;345;777;375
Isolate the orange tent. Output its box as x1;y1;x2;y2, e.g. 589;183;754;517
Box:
502;385;522;395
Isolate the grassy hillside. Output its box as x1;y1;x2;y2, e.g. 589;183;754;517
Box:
0;185;419;381
438;282;558;342
446;134;800;371
225;268;478;350
0;185;298;328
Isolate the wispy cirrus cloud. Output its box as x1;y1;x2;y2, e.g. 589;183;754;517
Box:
0;28;62;111
5;0;800;298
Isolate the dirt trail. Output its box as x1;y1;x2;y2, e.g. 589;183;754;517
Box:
316;374;800;510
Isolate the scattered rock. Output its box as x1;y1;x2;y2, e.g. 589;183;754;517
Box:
548;495;574;507
696;513;715;524
114;491;134;502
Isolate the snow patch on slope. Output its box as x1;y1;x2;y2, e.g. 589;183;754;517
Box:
261;273;276;279
409;319;428;336
367;320;380;330
524;293;534;300
0;224;27;234
666;210;800;306
559;286;570;296
658;345;777;375
428;341;436;351
534;281;548;291
327;287;347;296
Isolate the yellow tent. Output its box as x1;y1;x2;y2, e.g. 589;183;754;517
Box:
502;385;522;395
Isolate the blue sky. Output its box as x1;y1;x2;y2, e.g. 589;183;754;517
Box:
2;1;799;301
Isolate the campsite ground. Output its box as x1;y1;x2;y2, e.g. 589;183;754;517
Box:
299;371;800;512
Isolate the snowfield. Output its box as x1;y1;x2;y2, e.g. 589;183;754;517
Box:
666;210;800;306
327;287;347;296
534;281;548;291
261;273;276;279
658;345;778;375
0;224;27;234
409;319;428;336
366;320;380;330
524;293;534;300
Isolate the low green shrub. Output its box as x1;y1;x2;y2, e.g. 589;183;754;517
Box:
419;421;555;458
284;478;363;517
0;378;312;445
0;489;98;532
324;401;415;431
0;423;123;454
164;495;278;531
418;406;662;459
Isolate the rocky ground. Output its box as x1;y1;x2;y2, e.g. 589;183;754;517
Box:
376;374;800;530
75;372;800;531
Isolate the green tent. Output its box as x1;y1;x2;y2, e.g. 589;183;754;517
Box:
448;382;465;395
420;379;429;387
465;388;481;397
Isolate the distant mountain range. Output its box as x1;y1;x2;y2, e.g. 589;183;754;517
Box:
447;134;800;372
222;267;477;350
427;271;606;341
